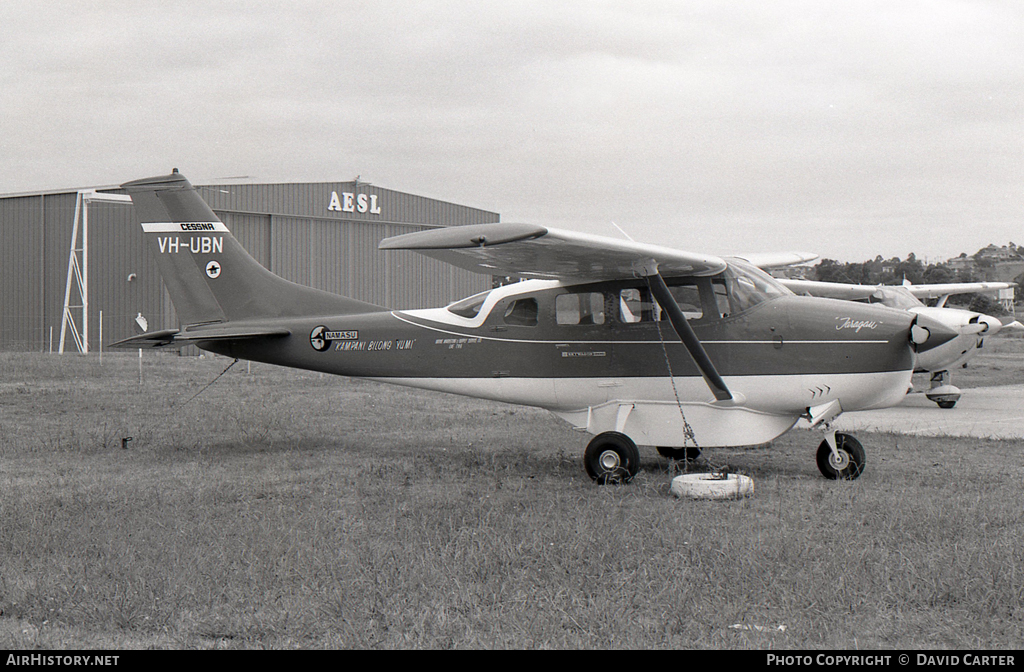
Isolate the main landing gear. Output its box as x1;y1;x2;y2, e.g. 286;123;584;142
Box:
583;433;700;485
584;432;641;484
583;427;866;483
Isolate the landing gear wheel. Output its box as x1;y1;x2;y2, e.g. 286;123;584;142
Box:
584;432;640;484
657;446;701;461
816;433;865;480
926;383;961;409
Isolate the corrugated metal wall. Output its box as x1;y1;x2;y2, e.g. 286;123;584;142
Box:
0;194;45;350
0;182;497;351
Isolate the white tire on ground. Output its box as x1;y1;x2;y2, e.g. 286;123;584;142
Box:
670;473;754;500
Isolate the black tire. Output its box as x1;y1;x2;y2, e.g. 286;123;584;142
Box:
936;400;957;409
584;432;640;484
656;446;701;461
816;433;865;480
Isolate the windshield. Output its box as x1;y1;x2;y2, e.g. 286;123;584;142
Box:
716;260;793;315
447;290;492;318
868;286;924;310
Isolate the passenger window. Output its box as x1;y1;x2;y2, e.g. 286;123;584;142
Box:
503;298;538;326
556;292;606;325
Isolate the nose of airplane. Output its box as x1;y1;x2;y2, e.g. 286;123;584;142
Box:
909;314;960;353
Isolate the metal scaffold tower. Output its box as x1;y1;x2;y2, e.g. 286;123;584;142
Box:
59;189;133;353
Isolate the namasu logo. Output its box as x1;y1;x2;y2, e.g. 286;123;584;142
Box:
310;326;358;352
310;326;330;351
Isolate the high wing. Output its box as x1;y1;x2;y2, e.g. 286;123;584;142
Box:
109;325;291;349
898;280;1015;301
779;278;1016;303
730;251;818;269
379;222;727;280
777;278;881;301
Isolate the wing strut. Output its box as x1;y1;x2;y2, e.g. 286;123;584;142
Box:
646;273;733;402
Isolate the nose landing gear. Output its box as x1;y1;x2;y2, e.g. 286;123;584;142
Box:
816;431;865;480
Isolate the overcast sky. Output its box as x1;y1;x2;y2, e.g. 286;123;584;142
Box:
2;1;1021;262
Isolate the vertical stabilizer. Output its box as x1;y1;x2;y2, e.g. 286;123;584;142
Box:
122;170;383;327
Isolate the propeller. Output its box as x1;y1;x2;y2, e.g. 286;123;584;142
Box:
909;314;960;352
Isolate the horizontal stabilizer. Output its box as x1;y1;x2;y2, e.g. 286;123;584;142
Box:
109;326;291;349
108;329;182;348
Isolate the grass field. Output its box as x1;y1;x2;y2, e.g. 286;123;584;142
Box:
1;333;1023;649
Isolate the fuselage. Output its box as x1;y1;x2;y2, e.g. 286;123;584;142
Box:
203;272;923;443
117;171;957;473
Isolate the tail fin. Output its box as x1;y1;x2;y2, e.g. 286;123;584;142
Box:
122;170;383;327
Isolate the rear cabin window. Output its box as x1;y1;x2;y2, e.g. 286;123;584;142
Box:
503;298;539;326
556;292;606;325
447;290;491;319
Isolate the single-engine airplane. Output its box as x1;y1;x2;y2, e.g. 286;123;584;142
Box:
111;171;958;483
778;277;1020;408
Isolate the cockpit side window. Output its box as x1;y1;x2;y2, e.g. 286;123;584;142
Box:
503;297;539;326
713;279;732;317
619;282;708;323
619;288;658;323
668;283;704;320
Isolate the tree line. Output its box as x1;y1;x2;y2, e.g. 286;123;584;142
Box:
811;244;1023;314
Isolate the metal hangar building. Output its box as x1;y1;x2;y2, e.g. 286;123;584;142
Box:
0;178;499;352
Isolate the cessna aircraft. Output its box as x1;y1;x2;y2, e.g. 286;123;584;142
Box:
778;277;1020;408
111;171;958;483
